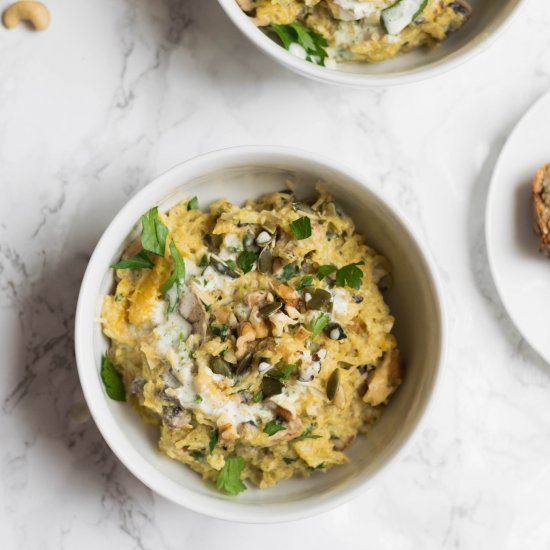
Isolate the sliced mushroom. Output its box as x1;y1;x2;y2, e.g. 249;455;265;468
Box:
363;349;403;406
178;290;208;338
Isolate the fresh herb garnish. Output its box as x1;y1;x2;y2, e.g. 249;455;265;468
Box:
296;275;313;290
161;241;186;312
114;293;124;302
194;394;203;403
336;262;364;290
310;312;330;339
201;300;211;312
267;363;296;380
263;420;286;436
141;207;168;257
295;424;322;441
313;462;326;470
198;254;209;268
209;323;229;341
187;196;199;210
284;457;298;464
209;428;219;454
225;259;237;270
268;23;328;66
191;450;205;461
111;250;155;270
252;390;263;403
100;355;126;402
290;216;312;240
316;264;337;280
237;251;257;274
279;263;298;282
216;456;247;496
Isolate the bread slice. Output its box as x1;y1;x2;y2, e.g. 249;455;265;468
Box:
533;164;550;257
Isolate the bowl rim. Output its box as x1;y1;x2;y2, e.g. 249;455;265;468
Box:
75;145;448;523
216;0;530;87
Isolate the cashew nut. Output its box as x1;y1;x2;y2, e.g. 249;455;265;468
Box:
3;1;50;31
236;321;256;358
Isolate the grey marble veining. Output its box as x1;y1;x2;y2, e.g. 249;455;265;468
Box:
2;0;550;548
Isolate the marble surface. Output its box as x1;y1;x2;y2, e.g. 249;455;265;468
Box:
2;0;550;547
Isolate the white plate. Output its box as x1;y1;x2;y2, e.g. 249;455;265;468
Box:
486;92;550;363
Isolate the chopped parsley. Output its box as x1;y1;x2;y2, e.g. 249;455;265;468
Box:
336;262;364;290
191;450;205;461
187;196;199;210
209;323;229;341
263;420;286;436
267;363;296;380
100;355;126;402
289;216;312;240
161;241;186;312
316;264;337;280
252;390;263;403
140;207;168;257
296;275;313;290
237;251;257;273
225;259;237;269
209;428;219;454
310;312;330;339
198;254;209;268
216;456;247;496
114;293;124;302
268;23;328;66
279;263;299;282
111;207;168;270
194;394;203;403
295;424;322;441
111;250;154;270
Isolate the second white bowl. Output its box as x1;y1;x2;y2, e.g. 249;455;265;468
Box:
217;0;528;87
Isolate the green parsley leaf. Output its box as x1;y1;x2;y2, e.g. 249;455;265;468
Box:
100;355;126;402
268;23;328;66
313;462;326;470
237;251;258;273
267;363;296;380
316;264;337;280
296;275;313;290
295;424;322;441
161;241;186;312
310;312;330;339
225;259;237;269
111;250;154;270
279;263;298;282
336;262;364;290
191;450;205;461
290;216;312;240
198;254;209;268
187;196;199;210
209;323;229;341
114;293;124;302
216;456;247;496
140;207;168;257
252;390;263;403
194;394;203;403
284;457;298;464
263;420;286;436
209;428;219;454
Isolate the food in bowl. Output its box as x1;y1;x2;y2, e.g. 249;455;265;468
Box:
100;186;403;495
532;163;550;257
236;0;472;65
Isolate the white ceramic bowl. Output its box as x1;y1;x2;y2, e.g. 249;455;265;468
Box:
75;146;446;522
217;0;528;87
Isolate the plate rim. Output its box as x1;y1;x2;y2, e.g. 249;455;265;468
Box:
485;90;550;364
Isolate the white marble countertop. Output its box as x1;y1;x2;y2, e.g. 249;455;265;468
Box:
2;0;550;547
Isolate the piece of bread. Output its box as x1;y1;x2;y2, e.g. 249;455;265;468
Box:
532;163;550;257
